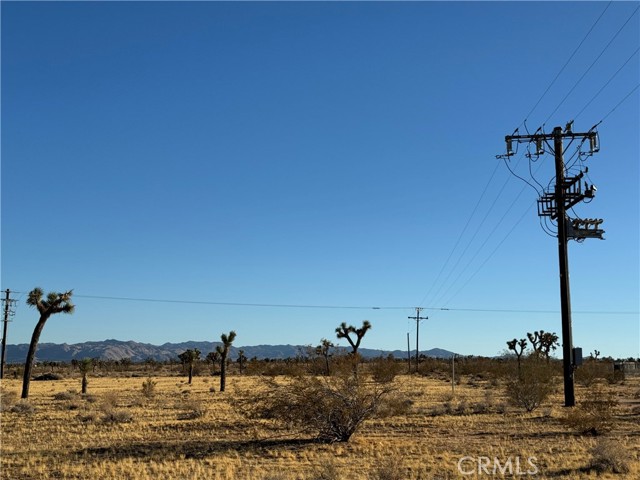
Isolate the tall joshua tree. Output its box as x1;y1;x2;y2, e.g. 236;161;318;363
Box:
178;348;201;384
335;321;371;356
216;331;236;392
507;338;528;378
22;288;74;399
316;338;334;376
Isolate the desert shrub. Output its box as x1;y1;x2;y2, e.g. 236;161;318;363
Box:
587;438;631;474
245;372;393;442
564;385;618;435
102;391;119;410
177;398;207;420
77;412;98;423
53;391;76;401
504;358;555;412
0;390;18;412
606;369;625;385
575;360;609;387
101;409;133;423
141;377;157;398
376;395;413;418
10;400;35;415
369;357;402;384
367;457;405;480
83;394;99;403
309;462;341;480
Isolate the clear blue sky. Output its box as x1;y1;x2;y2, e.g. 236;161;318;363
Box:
2;1;638;359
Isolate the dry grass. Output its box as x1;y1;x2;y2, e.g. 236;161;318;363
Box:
1;374;639;479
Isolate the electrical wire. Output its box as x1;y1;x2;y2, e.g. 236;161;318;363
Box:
601;82;640;122
432;158;546;307
543;4;640;125
574;46;640;121
417;161;501;307
520;1;613;127
2;289;635;316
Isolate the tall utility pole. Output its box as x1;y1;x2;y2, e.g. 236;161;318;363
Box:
1;289;17;379
502;123;603;407
408;307;428;373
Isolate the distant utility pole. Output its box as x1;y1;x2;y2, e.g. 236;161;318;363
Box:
408;307;428;373
406;332;411;374
1;289;18;379
501;123;603;407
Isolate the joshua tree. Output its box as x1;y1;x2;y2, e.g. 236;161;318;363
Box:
237;349;247;374
507;338;528;378
591;350;601;360
315;338;334;375
216;331;236;392
335;321;371;356
205;351;220;375
527;330;559;363
79;358;92;394
178;348;201;384
22;288;74;399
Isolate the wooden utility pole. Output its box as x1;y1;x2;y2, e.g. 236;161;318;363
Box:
502;123;602;407
408;307;428;373
406;332;411;374
1;289;17;379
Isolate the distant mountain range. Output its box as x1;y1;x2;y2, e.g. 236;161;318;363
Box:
4;339;456;363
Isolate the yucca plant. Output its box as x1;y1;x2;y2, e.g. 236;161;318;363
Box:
216;331;236;392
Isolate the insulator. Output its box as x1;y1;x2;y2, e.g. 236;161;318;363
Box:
506;138;513;155
536;138;544;155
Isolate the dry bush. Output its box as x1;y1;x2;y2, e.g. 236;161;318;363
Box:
10;400;35;415
564;385;618;435
53;390;76;401
101;391;119;410
177;398;207;420
587;438;631;474
367;457;405;480
575;360;609;387
0;389;18;412
101;409;133;423
376;394;413;418
369;357;403;384
504;358;555;412
244;372;394;442
141;377;157;398
309;462;341;480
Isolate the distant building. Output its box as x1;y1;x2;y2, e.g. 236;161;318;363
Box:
614;361;639;376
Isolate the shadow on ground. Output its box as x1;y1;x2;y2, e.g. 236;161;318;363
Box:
75;438;321;460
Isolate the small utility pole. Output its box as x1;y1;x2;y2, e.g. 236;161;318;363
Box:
408;307;428;373
501;123;602;407
1;289;17;379
406;332;411;374
451;353;455;395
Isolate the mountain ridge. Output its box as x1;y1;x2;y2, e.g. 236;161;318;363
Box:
4;339;456;363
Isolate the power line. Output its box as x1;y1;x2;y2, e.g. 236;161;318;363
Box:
418;161;501;307
3;290;635;315
543;4;640;125
601;82;640;122
521;1;613;127
574;46;640;121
